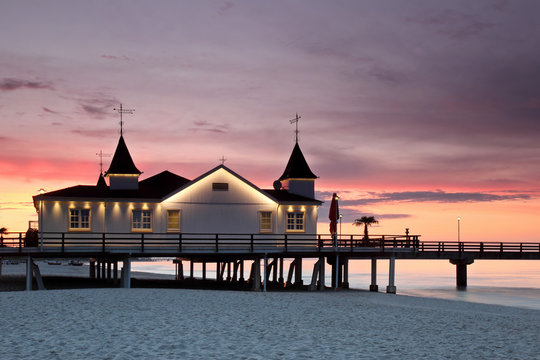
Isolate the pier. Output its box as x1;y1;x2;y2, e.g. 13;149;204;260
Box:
1;232;540;292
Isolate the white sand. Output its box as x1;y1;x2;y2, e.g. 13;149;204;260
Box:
0;287;539;359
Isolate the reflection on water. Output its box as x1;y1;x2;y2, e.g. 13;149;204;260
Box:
131;259;540;310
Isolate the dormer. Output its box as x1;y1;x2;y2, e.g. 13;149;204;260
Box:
105;135;141;190
278;142;317;199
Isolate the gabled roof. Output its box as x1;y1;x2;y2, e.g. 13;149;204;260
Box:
105;135;141;175
163;164;321;205
34;171;190;202
279;143;317;181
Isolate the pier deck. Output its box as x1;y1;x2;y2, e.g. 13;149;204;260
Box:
1;232;539;291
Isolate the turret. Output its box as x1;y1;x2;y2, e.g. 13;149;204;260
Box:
278;142;317;199
105;135;141;190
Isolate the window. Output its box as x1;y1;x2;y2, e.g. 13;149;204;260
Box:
132;210;152;231
69;209;91;230
212;182;228;191
259;211;273;233
287;212;304;232
167;210;181;232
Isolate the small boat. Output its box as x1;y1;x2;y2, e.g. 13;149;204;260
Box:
48;260;62;265
69;260;84;266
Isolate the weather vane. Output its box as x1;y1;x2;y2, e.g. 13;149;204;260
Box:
113;104;135;136
96;150;112;174
289;113;301;143
219;156;227;165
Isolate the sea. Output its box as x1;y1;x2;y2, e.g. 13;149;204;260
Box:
132;258;540;311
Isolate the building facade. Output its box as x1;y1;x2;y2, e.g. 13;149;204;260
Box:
33;135;322;236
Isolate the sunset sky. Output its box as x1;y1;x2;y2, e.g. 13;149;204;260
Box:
1;1;540;241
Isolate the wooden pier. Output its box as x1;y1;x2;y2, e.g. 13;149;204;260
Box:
1;232;540;292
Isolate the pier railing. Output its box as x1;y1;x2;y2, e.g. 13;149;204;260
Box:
418;241;540;253
0;232;418;254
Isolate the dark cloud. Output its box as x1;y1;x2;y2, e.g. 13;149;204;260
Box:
42;107;58;114
405;9;498;40
368;66;407;85
78;96;119;119
101;54;131;61
341;190;531;206
218;2;234;15
190;120;229;134
0;78;54;91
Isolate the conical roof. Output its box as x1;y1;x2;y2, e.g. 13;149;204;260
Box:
96;173;108;188
279;143;317;181
105;135;141;175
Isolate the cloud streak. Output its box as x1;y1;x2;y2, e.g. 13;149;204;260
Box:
341;190;532;206
0;78;54;91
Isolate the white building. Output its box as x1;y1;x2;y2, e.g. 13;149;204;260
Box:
33;135;322;236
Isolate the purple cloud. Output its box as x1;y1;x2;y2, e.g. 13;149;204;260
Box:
341;190;532;206
0;78;54;91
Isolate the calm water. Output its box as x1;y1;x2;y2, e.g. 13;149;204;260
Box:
132;259;540;310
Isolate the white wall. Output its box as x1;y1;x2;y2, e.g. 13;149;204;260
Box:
39;168;320;235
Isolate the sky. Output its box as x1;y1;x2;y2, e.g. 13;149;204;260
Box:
1;0;540;241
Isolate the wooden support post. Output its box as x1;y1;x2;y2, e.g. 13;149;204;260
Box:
190;260;194;279
121;257;131;288
89;259;96;279
272;258;278;283
318;256;325;290
266;259;275;283
217;261;223;281
239;260;245;282
263;254;268;292
309;260;321;291
232;260;239;282
202;261;207;281
113;261;118;283
369;258;378;292
252;259;261;291
96;260;101;280
334;255;339;290
450;259;474;289
278;257;284;286
101;260;106;280
386;257;396;294
342;258;349;289
107;261;112;280
294;257;303;286
178;260;184;280
286;259;296;287
26;256;33;291
32;261;45;290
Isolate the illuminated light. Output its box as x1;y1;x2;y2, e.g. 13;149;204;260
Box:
288;206;294;211
106;174;140;177
39;188;46;195
301;206;306;211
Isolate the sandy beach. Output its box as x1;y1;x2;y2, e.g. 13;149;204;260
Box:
1;285;539;359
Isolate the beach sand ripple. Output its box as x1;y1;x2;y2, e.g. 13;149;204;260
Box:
0;289;539;359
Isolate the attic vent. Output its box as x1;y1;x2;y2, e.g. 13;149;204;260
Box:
212;182;229;191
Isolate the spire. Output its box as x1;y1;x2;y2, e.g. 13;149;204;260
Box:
105;135;141;175
279;142;317;181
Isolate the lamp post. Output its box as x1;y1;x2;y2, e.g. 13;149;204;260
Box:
38;188;45;252
457;217;461;242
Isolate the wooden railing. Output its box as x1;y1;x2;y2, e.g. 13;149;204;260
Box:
418;241;540;253
0;232;419;254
